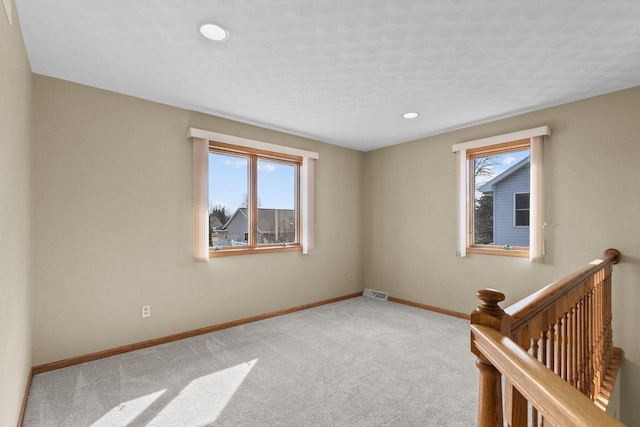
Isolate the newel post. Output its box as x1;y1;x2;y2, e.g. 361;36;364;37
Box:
603;248;621;265
471;289;511;427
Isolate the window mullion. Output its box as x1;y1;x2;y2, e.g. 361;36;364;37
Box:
295;164;300;244
467;156;475;248
250;154;258;248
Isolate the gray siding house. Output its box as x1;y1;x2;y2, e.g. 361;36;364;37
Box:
479;157;530;247
216;207;296;247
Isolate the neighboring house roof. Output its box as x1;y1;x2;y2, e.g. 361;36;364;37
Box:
221;207;249;230
209;215;223;230
222;207;295;234
478;156;530;193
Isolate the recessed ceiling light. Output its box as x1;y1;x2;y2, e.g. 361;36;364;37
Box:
198;22;229;42
403;112;419;119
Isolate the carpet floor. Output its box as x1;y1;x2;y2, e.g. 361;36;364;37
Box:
23;297;478;426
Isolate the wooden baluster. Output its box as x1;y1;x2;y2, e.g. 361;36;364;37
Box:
568;307;574;386
599;249;620;401
585;292;591;397
596;270;609;399
591;277;602;400
507;327;529;427
587;285;595;399
575;299;581;393
531;335;540;427
601;272;606;398
596;270;609;397
540;318;548;369
547;323;556;372
562;311;569;382
539;322;548;427
547;305;556;375
576;302;581;390
603;265;613;382
553;317;562;377
571;305;577;387
577;298;585;395
584;295;590;396
471;289;511;427
531;334;539;361
506;382;528;427
598;273;603;400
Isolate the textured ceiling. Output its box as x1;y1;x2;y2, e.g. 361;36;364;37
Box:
15;0;640;151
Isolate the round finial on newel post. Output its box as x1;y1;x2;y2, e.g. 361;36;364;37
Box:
476;289;506;317
471;289;509;334
603;248;621;265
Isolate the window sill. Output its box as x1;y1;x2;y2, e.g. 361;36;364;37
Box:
209;245;302;258
467;246;529;258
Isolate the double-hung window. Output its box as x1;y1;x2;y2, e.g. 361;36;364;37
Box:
453;126;550;262
209;142;301;255
189;128;319;260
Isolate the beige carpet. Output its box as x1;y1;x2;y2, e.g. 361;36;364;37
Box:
23;297;478;426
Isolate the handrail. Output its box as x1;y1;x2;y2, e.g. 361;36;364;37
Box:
471;324;623;427
506;249;621;330
470;249;624;426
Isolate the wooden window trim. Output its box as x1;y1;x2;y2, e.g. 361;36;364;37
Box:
210;245;302;258
467;139;531;258
467;245;530;258
210;140;302;163
466;138;530;157
209;141;301;257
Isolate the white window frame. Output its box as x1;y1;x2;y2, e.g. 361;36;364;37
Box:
188;128;319;261
453;126;550;263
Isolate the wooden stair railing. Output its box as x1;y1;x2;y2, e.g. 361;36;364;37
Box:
471;249;624;427
471;324;623;427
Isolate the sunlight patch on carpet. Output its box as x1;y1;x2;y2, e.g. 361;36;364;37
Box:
91;389;167;426
147;359;257;426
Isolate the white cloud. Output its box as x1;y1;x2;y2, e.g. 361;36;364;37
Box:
258;163;276;172
224;159;247;168
502;156;517;166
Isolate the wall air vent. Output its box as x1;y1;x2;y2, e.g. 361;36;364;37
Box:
363;288;388;301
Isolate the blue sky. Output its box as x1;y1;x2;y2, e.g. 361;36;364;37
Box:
474;148;529;187
209;152;296;214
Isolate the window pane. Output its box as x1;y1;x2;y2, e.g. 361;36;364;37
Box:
257;159;297;245
209;152;249;249
473;148;530;247
515;210;530;227
515;193;530;209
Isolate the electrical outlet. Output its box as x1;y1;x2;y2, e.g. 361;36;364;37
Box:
349;272;353;281
141;305;151;318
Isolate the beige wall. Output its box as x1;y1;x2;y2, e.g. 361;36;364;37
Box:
31;75;365;366
9;7;639;423
0;5;32;427
363;87;640;425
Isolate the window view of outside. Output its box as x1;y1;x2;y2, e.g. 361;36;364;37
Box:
208;152;297;249
208;152;248;248
257;159;296;244
473;148;530;247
